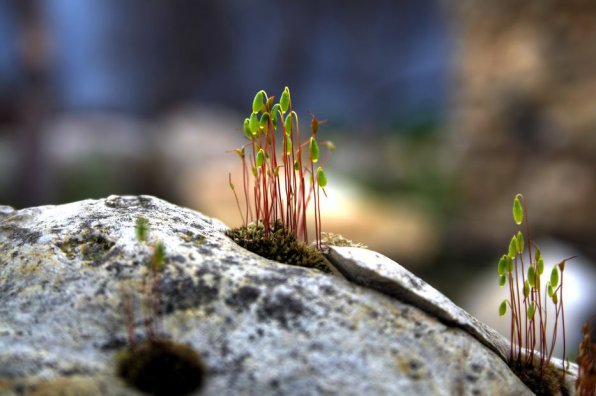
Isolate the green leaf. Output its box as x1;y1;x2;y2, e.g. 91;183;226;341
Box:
513;194;524;225
523;280;530;297
256;149;265;167
243;118;252;139
284;114;292;136
309;137;320;163
527;266;536;288
497;256;507;276
499;274;507;287
294;160;300;171
508;236;517;258
316;166;327;188
516;231;524;254
259;112;270;131
547;282;554;297
552;291;558;305
135;217;150;242
506;256;514;272
252;90;266;113
499;300;507;316
249;112;259;135
537;257;544;275
550;267;559;288
270;104;280;129
280;87;290;113
285;137;292;154
527;302;535;319
535;246;541;262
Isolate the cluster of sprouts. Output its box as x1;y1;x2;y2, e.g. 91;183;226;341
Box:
229;87;333;248
497;194;574;379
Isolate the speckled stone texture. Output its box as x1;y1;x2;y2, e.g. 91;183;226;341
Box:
1;196;535;395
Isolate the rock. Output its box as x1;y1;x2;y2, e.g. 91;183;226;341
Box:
326;246;511;362
0;195;557;395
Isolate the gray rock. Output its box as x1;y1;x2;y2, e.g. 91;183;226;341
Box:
0;195;541;395
327;246;512;362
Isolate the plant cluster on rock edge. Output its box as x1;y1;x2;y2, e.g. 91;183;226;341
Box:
497;193;576;395
227;87;334;270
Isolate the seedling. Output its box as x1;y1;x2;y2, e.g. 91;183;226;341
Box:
118;217;205;395
497;193;574;392
128;216;167;342
228;87;333;251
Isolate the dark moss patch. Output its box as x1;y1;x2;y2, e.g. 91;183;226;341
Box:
226;221;331;273
161;273;220;313
57;231;115;263
177;230;205;245
509;359;569;396
1;226;42;246
117;340;205;396
105;195;157;210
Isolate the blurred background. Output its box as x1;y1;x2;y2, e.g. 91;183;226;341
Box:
0;0;594;359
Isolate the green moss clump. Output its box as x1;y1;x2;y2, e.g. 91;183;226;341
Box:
116;340;205;396
226;221;332;273
509;359;569;396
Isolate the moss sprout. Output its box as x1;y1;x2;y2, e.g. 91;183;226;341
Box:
118;217;206;395
228;87;334;249
497;193;576;394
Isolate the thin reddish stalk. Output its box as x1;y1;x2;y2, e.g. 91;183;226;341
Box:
122;289;136;349
508;272;520;361
547;286;562;365
513;257;523;361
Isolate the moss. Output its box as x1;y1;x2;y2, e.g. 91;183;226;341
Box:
178;230;205;245
116;340;205;396
226;221;332;273
509;358;570;396
321;232;367;252
57;231;115;263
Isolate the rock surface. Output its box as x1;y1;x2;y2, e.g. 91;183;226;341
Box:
0;195;560;395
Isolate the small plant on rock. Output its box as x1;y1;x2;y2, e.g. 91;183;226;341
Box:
227;87;334;270
497;193;575;395
117;216;205;396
